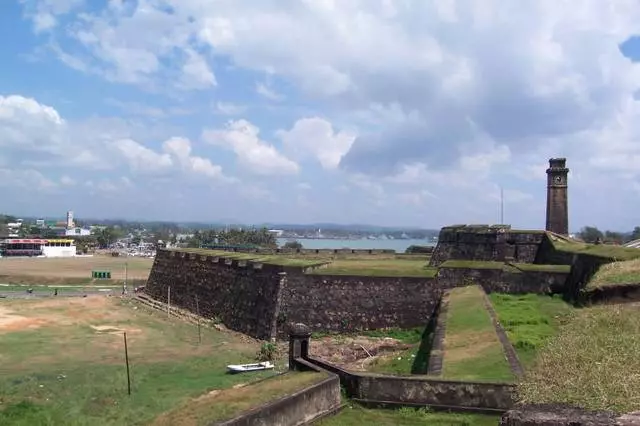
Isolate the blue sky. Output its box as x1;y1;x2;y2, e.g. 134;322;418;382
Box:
2;1;640;231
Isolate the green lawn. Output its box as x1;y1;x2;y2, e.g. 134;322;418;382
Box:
551;239;640;261
307;258;437;277
488;293;574;368
442;286;513;382
0;297;283;426
518;303;640;413
510;263;571;273
318;405;500;426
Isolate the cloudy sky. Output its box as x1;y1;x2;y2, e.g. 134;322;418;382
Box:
2;1;640;231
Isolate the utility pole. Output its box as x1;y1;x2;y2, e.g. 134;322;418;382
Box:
500;186;505;224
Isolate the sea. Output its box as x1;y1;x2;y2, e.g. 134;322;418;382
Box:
276;238;436;253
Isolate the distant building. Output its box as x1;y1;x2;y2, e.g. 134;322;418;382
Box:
268;229;284;237
65;227;91;237
66;211;74;229
0;238;77;258
36;219;45;227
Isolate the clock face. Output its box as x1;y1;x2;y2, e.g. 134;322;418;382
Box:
554;176;563;184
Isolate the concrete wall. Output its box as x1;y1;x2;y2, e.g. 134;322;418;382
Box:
280;273;440;335
499;404;640;425
146;250;286;340
436;266;568;294
429;225;545;267
215;368;341;426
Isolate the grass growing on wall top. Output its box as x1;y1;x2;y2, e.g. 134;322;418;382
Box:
441;286;513;382
488;293;574;368
587;258;640;288
306;258;437;277
547;235;640;261
439;260;509;270
518;303;640;413
151;371;325;426
317;404;500;426
168;248;328;267
510;263;572;273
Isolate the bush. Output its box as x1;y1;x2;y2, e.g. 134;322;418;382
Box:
256;342;278;362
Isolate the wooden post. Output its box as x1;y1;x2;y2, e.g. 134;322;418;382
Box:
124;332;131;396
167;286;171;318
195;294;201;344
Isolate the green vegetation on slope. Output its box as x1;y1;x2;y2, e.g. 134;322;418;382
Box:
151;372;324;426
317;405;499;426
307;258;437;277
518;303;640;413
549;236;640;261
488;294;574;368
511;263;571;273
442;286;513;382
587;258;640;288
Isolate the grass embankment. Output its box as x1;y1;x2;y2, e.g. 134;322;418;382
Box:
587;258;640;289
152;372;324;426
442;286;513;382
318;405;499;426
518;303;640;413
488;294;574;368
549;236;640;261
0;297;281;426
308;258;436;277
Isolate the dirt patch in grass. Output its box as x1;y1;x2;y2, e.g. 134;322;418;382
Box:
444;330;499;363
308;335;414;371
588;258;640;288
518;303;640;413
151;372;324;426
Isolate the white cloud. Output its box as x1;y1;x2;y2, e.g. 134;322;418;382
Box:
202;119;299;175
178;49;217;90
162;136;229;180
255;82;284;101
278;117;356;169
112;138;173;173
214;102;247;116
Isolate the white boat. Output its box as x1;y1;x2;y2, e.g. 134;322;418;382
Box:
226;361;275;374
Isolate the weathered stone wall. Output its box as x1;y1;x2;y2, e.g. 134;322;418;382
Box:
436;267;568;294
500;404;640;426
429;225;545;267
146;250;286;340
279;273;440;335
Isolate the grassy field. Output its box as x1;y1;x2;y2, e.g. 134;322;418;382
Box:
0;296;286;425
587;258;640;288
488;294;574;368
442;286;513;382
308;258;436;277
0;256;153;285
318;405;500;426
152;371;324;426
518;303;640;413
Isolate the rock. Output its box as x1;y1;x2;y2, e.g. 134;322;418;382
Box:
617;412;640;426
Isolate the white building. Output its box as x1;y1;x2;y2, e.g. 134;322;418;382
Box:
66;211;74;229
65;227;92;237
41;239;77;257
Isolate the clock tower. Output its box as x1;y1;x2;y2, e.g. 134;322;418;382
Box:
545;158;569;236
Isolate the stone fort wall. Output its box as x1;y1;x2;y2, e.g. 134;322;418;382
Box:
429;225;546;267
145;239;572;340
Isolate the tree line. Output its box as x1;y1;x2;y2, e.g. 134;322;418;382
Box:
186;227;277;249
577;226;640;244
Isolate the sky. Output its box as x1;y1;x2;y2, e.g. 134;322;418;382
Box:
1;1;640;232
